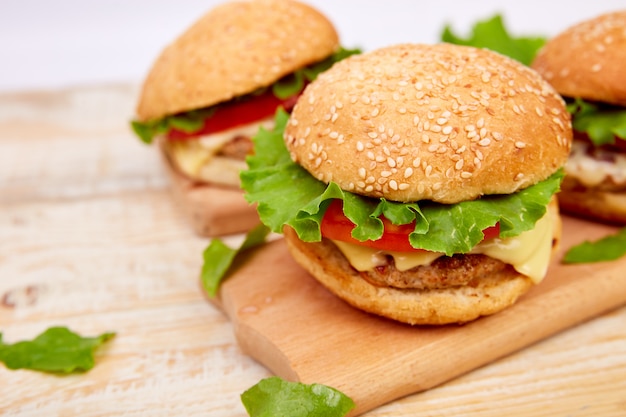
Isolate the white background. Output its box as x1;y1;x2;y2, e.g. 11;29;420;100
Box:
0;0;624;92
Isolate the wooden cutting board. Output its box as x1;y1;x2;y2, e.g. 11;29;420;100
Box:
212;215;626;416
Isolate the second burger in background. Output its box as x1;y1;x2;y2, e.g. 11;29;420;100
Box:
531;11;626;225
131;0;358;236
242;43;572;325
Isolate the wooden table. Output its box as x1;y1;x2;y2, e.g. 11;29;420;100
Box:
1;84;625;416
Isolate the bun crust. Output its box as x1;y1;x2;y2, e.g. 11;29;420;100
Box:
559;176;626;225
285;43;571;204
531;11;626;106
283;227;534;325
136;0;339;121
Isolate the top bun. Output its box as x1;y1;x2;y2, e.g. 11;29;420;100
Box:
531;11;626;106
285;43;572;204
135;0;339;121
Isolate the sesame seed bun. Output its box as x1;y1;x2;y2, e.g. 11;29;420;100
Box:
531;11;626;106
135;0;339;121
531;11;626;225
285;43;571;204
283;196;561;325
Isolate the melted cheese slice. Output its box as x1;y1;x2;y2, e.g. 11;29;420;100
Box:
164;118;274;187
331;208;556;284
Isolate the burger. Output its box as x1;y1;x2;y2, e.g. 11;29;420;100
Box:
531;11;626;224
131;0;357;236
242;43;572;325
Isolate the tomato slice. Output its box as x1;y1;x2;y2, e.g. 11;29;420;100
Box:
320;199;500;253
167;89;301;141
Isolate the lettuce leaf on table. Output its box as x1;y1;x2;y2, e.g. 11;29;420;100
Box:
0;326;115;373
241;376;355;417
201;223;271;297
241;110;563;256
563;227;626;264
441;14;546;65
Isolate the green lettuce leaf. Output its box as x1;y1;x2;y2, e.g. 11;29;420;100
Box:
441;14;546;65
0;327;115;373
200;223;271;297
131;47;361;144
131;107;215;144
272;47;361;99
241;110;563;256
567;98;626;146
241;376;355;417
563;227;626;263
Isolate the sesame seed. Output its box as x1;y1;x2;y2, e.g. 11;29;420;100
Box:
461;171;473;179
368;131;378;139
387;157;396;168
422;134;430;143
389;180;398;190
356;141;364;151
515;141;526;149
455;159;464;170
366;151;375;160
476;118;485;128
358;167;366;179
404;167;414;178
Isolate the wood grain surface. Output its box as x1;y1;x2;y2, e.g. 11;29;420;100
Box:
1;85;625;416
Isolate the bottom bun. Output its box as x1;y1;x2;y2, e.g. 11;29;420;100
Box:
159;143;259;237
283;227;535;325
557;187;626;226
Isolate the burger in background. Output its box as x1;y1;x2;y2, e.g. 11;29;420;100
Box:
242;43;572;325
531;11;626;225
131;0;358;236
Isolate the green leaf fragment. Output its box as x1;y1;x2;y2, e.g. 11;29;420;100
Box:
241;376;355;417
0;326;115;373
441;14;546;65
201;223;271;297
563;227;626;264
